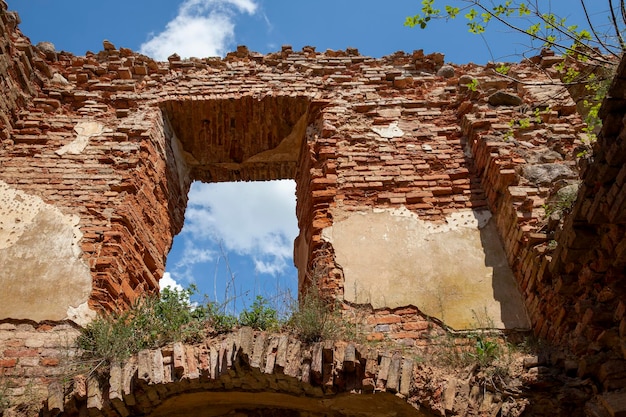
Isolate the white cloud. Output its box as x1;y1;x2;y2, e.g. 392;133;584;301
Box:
175;239;216;268
160;272;184;292
254;258;287;276
140;0;259;60
182;180;298;275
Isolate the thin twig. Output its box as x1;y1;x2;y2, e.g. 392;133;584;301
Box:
467;0;616;65
608;0;626;51
578;0;619;57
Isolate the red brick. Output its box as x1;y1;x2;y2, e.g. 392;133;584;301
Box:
366;333;385;341
423;174;450;181
0;359;17;368
430;187;453;196
390;332;421;339
394;307;418;315
367;315;402;325
3;349;38;358
403;321;429;331
40;358;60;367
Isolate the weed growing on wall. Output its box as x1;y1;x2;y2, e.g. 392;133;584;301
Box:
542;184;579;220
205;301;238;333
286;290;342;343
406;0;623;157
77;285;215;367
239;295;280;331
0;378;10;414
77;286;296;371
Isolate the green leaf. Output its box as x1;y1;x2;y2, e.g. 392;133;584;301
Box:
465;9;478;21
526;23;541;36
518;3;531;16
445;5;460;18
495;64;510;75
544;34;557;47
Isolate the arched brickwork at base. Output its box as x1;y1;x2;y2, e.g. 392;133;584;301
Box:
48;328;431;417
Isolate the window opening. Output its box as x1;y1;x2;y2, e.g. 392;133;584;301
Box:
163;179;298;316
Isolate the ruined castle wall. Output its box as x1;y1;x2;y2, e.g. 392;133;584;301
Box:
0;7;536;334
0;0;625;402
546;57;626;389
0;6;36;140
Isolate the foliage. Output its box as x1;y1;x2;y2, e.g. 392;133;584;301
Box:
471;335;499;366
77;285;210;366
495;63;510;75
517;117;531;129
239;295;279;331
287;290;342;343
543;185;578;219
205;301;238;333
406;0;623;154
0;378;9;413
406;1;624;60
466;77;480;91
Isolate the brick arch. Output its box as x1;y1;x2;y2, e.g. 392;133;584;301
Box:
47;328;430;417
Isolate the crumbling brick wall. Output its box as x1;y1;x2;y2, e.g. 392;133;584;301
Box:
0;1;625;396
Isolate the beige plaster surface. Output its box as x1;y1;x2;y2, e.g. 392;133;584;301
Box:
55;121;105;156
0;180;94;324
323;207;530;330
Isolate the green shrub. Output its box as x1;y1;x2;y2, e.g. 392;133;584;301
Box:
77;285;209;366
239;295;279;331
205;301;238;333
287;290;340;343
77;312;137;365
471;335;500;366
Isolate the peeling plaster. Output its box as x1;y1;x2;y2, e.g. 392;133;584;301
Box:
372;121;404;139
0;180;94;324
55;121;105;156
323;207;530;330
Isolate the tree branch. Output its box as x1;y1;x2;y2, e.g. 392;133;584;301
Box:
608;0;626;51
466;0;616;65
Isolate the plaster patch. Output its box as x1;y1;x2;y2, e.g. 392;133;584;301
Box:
55;121;105;156
372;121;404;139
67;302;97;326
0;180;93;322
323;207;529;330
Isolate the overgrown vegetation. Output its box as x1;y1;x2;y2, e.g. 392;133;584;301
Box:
428;331;506;370
77;283;351;369
0;378;10;414
78;285;224;367
543;184;578;219
406;1;625;61
286;290;343;343
239;295;279;331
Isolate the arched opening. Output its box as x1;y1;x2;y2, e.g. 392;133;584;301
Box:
147;390;428;417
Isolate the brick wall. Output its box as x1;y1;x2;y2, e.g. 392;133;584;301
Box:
0;0;625;402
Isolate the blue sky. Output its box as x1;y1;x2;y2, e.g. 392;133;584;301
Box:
9;0;610;310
